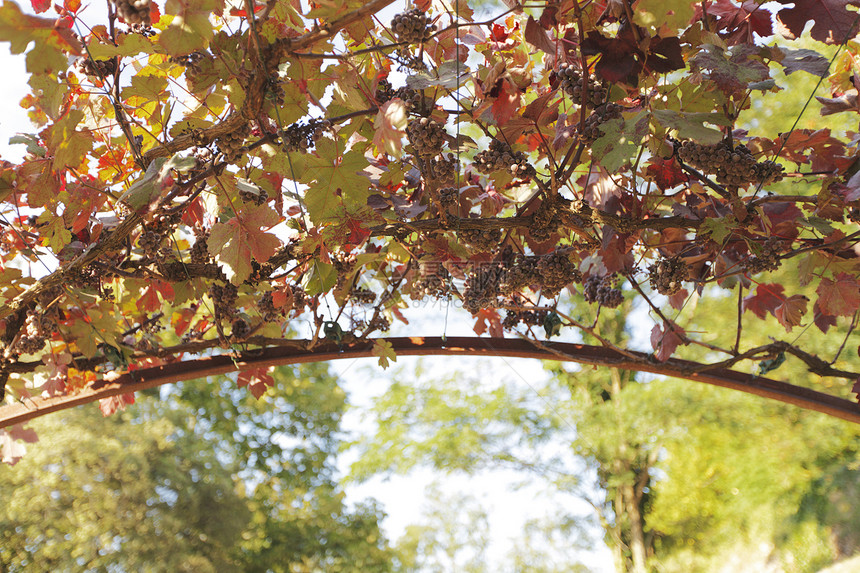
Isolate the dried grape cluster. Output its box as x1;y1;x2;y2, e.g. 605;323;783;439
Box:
110;0;151;26
350;287;377;304
529;196;570;242
412;266;450;299
239;186;269;206
438;187;459;208
463;252;580;312
677;141;785;187
648;258;687;295
190;229;209;264
473;139;535;177
463;263;505;312
15;311;51;355
209;282;238;319
578;103;623;144
376;79;427;113
503;309;548;329
138;229;162;258
391;9;436;43
74;57;116;78
427;153;459;183
744;237;784;273
217;123;251;162
407;118;445;156
230;317;251;340
279;119;332;153
557;63;606;107
583;275;623;308
458;227;503;252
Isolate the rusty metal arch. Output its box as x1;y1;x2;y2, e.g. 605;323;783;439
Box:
2;336;859;428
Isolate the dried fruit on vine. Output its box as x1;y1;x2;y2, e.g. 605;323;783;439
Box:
649;258;687;295
583;275;624;308
473;139;535;177
557;63;606;107
217;123;251;163
458;227;503;252
279;119;331;153
426;153;459;183
678;141;785;187
407;118;445;156
391;9;436;43
111;0;151;26
579;103;623;145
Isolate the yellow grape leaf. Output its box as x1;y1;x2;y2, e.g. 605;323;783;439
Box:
209;203;281;284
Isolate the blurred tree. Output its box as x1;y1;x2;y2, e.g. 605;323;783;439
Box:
0;364;395;573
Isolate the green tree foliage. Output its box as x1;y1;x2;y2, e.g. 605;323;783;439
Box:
0;364;395;572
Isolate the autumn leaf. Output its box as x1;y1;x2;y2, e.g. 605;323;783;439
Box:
98;393;136;416
373;100;407;157
237;367;275;399
816;273;860;316
650;320;687;362
743;283;785;319
209;203;281;284
473;308;503;337
645;157;688;190
775;0;860;44
774;294;809;332
0;424;39;466
372;339;397;369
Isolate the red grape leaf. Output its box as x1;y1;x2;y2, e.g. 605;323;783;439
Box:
0;424;39;466
690;44;770;95
237;367;275;400
816;92;860;115
645;157;688;190
372;100;407;157
650;320;687;362
813;299;839;333
816;272;860;316
743;283;785;319
668;288;689;310
774;294;809;332
852;378;860;401
694;0;773;45
489;79;521;126
98;393;136;416
474;308;503;338
775;0;860;44
31;0;50;13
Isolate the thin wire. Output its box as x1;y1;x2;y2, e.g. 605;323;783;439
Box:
442;2;461;344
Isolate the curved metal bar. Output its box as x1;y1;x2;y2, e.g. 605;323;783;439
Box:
2;337;858;428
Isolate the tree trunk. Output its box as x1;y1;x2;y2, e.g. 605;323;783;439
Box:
625;482;648;573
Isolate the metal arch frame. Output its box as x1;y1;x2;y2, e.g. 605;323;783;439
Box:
2;337;859;427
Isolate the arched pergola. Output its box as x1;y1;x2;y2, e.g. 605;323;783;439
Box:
2;336;858;428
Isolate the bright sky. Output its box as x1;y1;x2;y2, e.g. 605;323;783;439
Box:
0;1;617;569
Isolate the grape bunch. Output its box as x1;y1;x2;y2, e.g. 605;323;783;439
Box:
583;275;623;308
279;119;331;153
458;227;503;252
391;9;436;43
74;57;116;78
503;309;548;329
231;317;251;340
530;196;570;242
110;0;151;26
648;258;687;295
15;311;50;355
438;187;459;209
407;118;445;156
499;255;540;295
376;79;426;113
678;141;785;187
190;229;210;264
538;251;580;296
239;186;269;206
463;263;505;312
557;63;607;107
209;282;238;319
744;237;784;274
350;287;377;304
473;139;535;178
412;266;450;299
138;229;163;258
426;153;459;183
578;103;623;145
216;123;251;163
